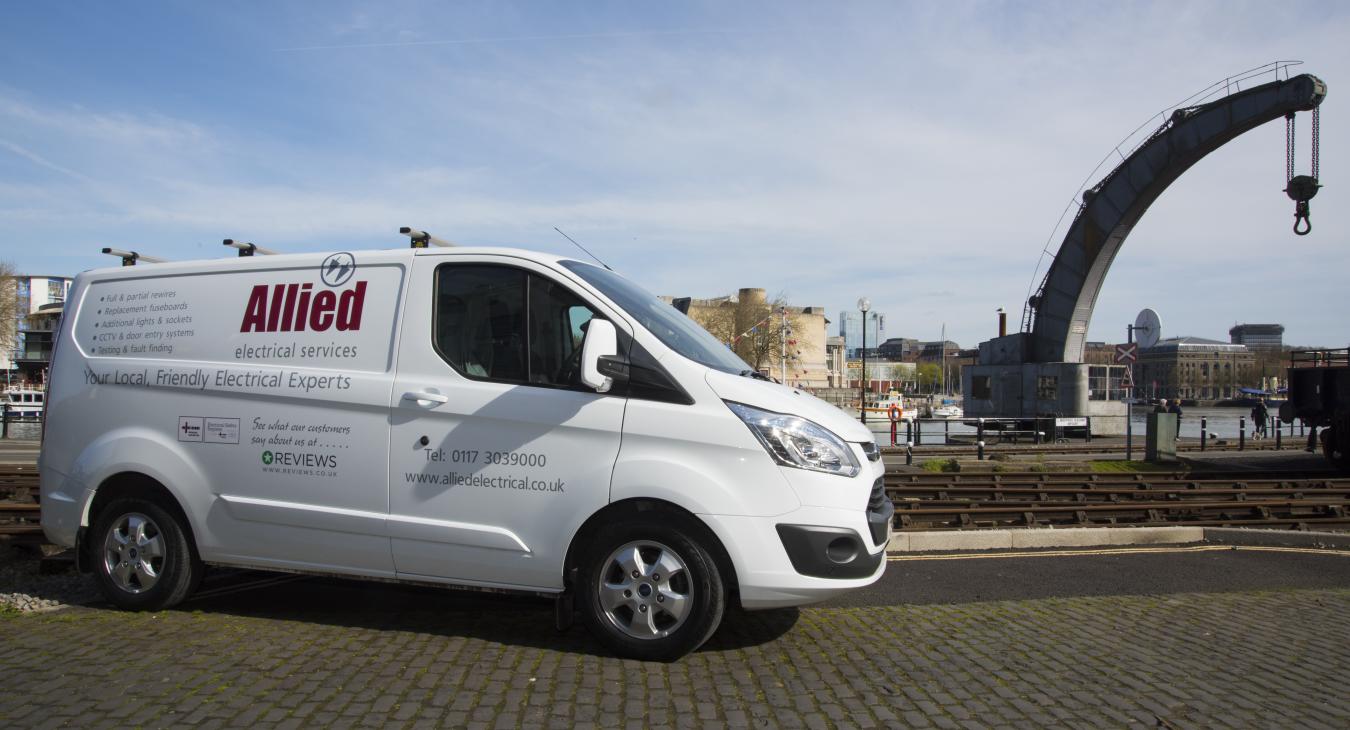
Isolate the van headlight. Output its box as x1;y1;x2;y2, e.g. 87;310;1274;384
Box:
726;401;861;478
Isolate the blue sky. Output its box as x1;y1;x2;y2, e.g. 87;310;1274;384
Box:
2;1;1348;349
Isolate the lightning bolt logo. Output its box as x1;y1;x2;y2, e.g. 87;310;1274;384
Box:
320;252;356;287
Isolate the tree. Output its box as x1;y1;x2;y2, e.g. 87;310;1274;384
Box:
886;363;916;392
686;292;804;376
0;261;17;368
915;363;941;393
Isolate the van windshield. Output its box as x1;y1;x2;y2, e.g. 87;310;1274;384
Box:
560;261;753;375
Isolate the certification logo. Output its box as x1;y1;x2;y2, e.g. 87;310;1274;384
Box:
320;252;356;287
178;417;203;442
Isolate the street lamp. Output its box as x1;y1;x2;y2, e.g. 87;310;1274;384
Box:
858;297;870;423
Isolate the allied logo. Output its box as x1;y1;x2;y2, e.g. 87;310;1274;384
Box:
239;280;367;333
321;252;356;287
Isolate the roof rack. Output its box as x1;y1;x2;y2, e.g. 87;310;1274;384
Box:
400;227;457;248
223;239;279;256
101;248;166;267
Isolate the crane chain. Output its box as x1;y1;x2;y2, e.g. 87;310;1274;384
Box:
1284;109;1321;236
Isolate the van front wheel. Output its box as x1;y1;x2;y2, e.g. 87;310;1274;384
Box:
579;520;725;661
91;497;200;611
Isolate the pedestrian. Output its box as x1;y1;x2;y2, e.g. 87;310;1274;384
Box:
1168;399;1183;432
1154;399;1168;414
1252;401;1269;438
1306;419;1319;453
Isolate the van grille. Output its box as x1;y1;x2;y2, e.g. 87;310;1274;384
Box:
867;477;887;512
866;476;892;545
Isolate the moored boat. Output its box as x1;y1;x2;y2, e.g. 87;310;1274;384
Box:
3;387;45;419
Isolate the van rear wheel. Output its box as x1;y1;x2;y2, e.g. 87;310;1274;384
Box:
91;497;200;611
579;519;725;661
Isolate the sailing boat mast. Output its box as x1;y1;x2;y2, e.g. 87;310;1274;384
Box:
939;323;946;395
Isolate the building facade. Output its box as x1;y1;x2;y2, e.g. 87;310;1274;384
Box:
838;310;885;358
877;337;920;361
825;336;846;388
845;360;916;394
1228;323;1284;350
1137;336;1256;402
661;288;831;389
4;274;72;385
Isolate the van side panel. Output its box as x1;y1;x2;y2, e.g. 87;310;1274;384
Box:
43;252;409;577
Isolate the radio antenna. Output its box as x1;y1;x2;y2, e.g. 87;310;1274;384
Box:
554;227;612;271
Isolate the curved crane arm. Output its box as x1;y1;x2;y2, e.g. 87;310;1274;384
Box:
1028;73;1326;363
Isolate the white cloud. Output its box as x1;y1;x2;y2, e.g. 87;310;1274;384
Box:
1;1;1347;348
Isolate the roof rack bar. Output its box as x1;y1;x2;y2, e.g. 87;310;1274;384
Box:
101;248;167;266
223;239;279;256
400;226;457;248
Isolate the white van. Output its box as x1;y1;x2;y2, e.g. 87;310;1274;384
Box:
40;246;890;660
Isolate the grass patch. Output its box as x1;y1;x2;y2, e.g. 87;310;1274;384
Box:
920;458;962;472
1087;460;1188;473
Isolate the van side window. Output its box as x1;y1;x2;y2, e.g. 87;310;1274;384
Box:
434;265;597;388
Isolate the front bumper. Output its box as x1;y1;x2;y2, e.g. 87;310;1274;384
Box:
702;499;891;610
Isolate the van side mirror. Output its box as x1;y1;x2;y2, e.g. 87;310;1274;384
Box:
581;319;620;393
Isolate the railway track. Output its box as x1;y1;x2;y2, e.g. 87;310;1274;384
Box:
0;466;41;542
4;467;1348;543
883;440;1296;458
886;471;1350;531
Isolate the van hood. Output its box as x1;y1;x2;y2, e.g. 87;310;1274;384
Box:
704;370;873;443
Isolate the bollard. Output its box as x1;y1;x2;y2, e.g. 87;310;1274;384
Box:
905;443;913;466
1085;417;1092;443
906;419;912;446
977;440;985;461
1276;421;1282;449
1200;417;1207;451
1;404;8;439
1239;417;1246;451
1035;430;1043;445
977;418;985;450
915;418;922;447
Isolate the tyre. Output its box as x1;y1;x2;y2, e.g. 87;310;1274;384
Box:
90;497;201;611
578;518;725;661
1324;428;1350;471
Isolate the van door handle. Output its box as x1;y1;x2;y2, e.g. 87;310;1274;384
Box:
402;390;449;405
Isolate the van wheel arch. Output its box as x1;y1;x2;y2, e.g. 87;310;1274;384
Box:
82;473;201;576
564;498;738;605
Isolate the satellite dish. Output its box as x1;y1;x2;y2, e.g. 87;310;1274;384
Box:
1134;308;1161;349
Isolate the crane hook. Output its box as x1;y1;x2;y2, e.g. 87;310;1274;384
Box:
1293;201;1312;236
1285;174;1320;236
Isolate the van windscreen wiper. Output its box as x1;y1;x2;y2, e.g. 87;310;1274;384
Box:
740;369;772;381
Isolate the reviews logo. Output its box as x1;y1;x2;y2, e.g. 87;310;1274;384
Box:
261;451;274;465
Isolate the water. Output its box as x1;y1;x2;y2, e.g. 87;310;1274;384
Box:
1130;405;1291;441
1;420;43;441
9;407;1300;447
854;406;1297;446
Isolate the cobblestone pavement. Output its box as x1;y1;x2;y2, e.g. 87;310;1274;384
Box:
1;581;1347;729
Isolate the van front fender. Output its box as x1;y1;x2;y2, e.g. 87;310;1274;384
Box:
609;452;798;518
